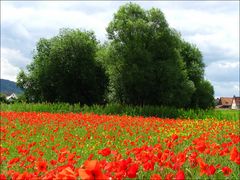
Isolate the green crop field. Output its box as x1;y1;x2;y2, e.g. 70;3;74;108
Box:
0;103;239;120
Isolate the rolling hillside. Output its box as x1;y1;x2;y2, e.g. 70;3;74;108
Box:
0;79;23;95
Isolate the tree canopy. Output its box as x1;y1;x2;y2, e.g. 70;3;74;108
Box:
104;3;197;107
17;3;214;109
17;29;108;104
179;41;214;108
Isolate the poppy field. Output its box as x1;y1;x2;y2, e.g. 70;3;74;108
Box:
0;112;239;179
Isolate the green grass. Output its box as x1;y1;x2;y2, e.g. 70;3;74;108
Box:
0;102;239;120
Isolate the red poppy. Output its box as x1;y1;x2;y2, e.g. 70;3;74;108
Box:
27;155;36;163
42;172;55;180
167;141;174;149
118;159;128;171
50;160;57;166
172;134;178;141
143;161;154;171
58;154;66;163
56;167;76;180
68;153;76;161
98;148;111;157
78;160;108;180
78;169;94;180
206;165;216;176
195;142;206;153
189;152;198;168
87;154;94;160
8;157;20;165
37;161;47;172
127;164;139;178
230;146;240;164
175;170;185;180
150;174;162;180
8;171;20;180
15;172;35;180
222;166;232;176
0;174;6;180
198;158;208;175
165;173;174;180
28;142;36;149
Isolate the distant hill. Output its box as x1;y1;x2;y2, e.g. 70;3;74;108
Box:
0;79;23;95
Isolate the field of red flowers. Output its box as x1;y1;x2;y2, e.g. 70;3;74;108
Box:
0;112;239;179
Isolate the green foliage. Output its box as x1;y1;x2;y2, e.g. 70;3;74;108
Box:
15;94;27;103
0;93;7;103
192;80;215;109
179;41;215;109
1;103;238;121
105;3;196;107
16;3;215;109
17;70;39;102
17;29;108;105
179;41;205;84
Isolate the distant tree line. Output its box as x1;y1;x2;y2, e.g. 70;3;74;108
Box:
17;3;215;109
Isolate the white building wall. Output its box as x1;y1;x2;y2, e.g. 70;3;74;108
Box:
231;99;239;109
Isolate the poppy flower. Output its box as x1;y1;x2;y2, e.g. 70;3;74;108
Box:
150;174;162;180
143;161;154;171
37;161;47;172
172;134;178;141
15;172;35;180
78;160;108;180
222;166;232;176
189;152;198;168
127;164;139;178
206;165;216;176
50;160;57;166
87;154;94;160
165;173;174;180
8;157;20;165
0;174;6;180
230;146;240;164
78;169;94;180
175;170;185;180
42;172;55;180
55;167;76;180
118;160;128;171
27;155;36;163
58;154;66;163
195;142;206;153
167;141;173;149
98;148;111;157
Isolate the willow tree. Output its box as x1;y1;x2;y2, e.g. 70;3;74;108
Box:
104;3;195;107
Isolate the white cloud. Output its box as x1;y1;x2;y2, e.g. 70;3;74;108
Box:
211;81;239;98
205;61;239;97
1;48;31;68
205;61;239;82
163;8;239;65
218;62;239;69
1;47;31;82
1;1;115;42
1;58;20;82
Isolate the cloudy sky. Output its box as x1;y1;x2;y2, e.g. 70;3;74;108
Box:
1;1;239;97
